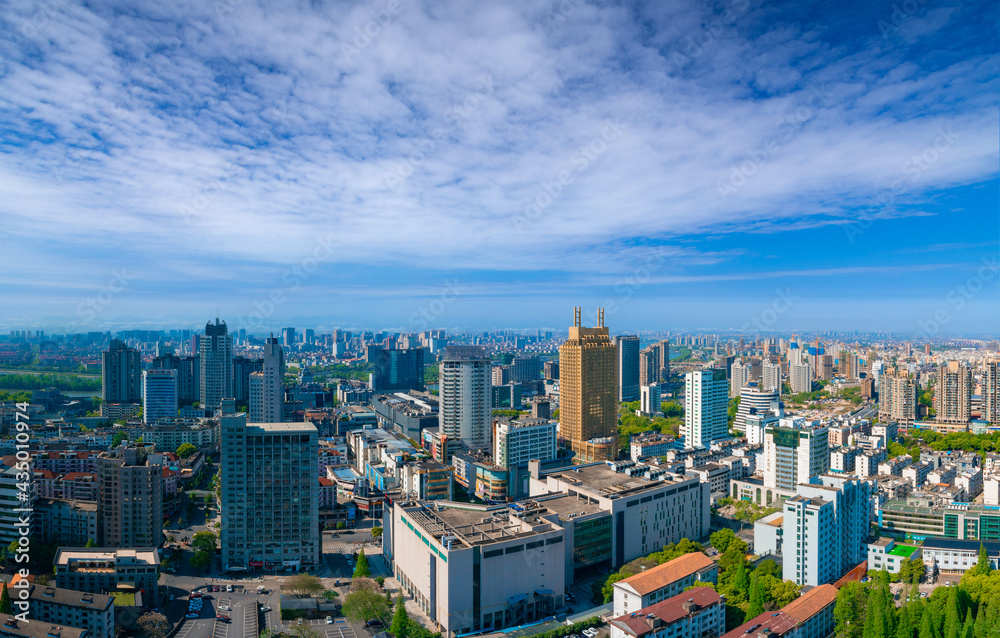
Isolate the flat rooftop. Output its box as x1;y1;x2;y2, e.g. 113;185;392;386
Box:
54;547;160;566
401;501;559;548
545;462;688;497
245;422;317;435
536;494;607;520
0;615;87;638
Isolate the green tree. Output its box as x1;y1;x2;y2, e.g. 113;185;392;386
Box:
85;538;96;548
342;589;390;623
834;581;865;638
918;606;935;638
0;582;13;615
944;587;962;638
111;432;127;447
747;572;765;619
176;443;197;458
354;549;371;578
962;609;974;638
971;543;993;577
372;527;383;539
190;551;213;571
391;595;409;638
288;572;324;598
136;612;170;638
710;528;741;555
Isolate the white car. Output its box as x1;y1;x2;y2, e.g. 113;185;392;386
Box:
219;605;231;611
226;585;233;592
326;617;333;624
261;606;272;613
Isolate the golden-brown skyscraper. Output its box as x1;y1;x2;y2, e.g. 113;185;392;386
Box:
559;307;618;462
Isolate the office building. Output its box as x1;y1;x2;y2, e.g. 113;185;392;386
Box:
439;346;492;451
878;367;919;425
682;369;728;448
510;357;542;384
529;461;711;567
493;418;557;470
200;318;233;411
613;335;641;403
783;475;872;587
789;363;812;394
54;547;160;600
763;419;829;491
934;361;972;424
371;348;425;392
734;383;779;434
282;327;296;347
544;360;560;381
558;308;618;462
232;355;261;404
220;414;320;571
96;447;162;547
611;552;718;616
249;336;285;423
609;587;724;638
101;340;141;404
1;456;35;545
387;499;566;635
141;369;177;422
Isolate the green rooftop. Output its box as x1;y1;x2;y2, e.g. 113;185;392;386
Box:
888;544;918;558
111;591;136;606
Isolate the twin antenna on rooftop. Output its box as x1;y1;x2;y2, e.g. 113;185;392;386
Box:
573;307;604;327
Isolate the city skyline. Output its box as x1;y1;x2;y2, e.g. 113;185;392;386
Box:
0;1;997;333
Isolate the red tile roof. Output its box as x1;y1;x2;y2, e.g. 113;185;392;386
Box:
610;588;722;637
616;552;715;596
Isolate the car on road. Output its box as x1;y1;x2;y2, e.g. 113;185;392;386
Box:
326;617;333;624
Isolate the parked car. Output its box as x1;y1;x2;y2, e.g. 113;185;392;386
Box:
226;585;233;592
326;617;334;624
219;605;230;611
261;606;272;613
217;615;231;623
186;613;199;619
366;620;383;628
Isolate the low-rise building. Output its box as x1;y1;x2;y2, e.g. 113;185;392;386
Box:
922;538;1000;574
34;499;98;546
902;462;932;488
721;584;837;638
611;552;718;617
0;615;87;638
753;511;783;558
608;587;724;638
629;433;678;462
17;579;114;638
54;548;160;601
957;468;983;499
863;537;921;575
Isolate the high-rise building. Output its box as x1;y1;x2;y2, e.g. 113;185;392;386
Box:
249;336;285;423
511;356;542;384
232;356;262;405
200;318;233;411
657;338;671;382
762;359;781;391
558;308;618;462
639;346;659;387
683;369;728;447
734;383;780;434
613;335;641;402
101;339;142;404
818;354;834;381
934;361;972;424
1;456;35;545
985;359;1000;426
370;348;425;392
729;360;750;397
790;362;812;394
640;383;662;416
878;367;919;425
152;354;202;405
544;360;560;380
439;346;492;450
282;327;296;347
97;447;162;547
142;369;177;422
783;474;872;587
220;414;319;571
839;352;859;381
763;418;830;491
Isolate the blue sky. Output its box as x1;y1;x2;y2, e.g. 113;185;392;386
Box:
0;0;997;335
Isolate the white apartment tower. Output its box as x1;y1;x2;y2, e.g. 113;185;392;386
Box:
763;418;830;491
934;361;972;424
762;360;781;391
439;346;492;450
683;369;729;447
250;336;285;423
729;360;750;397
790;362;812;394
